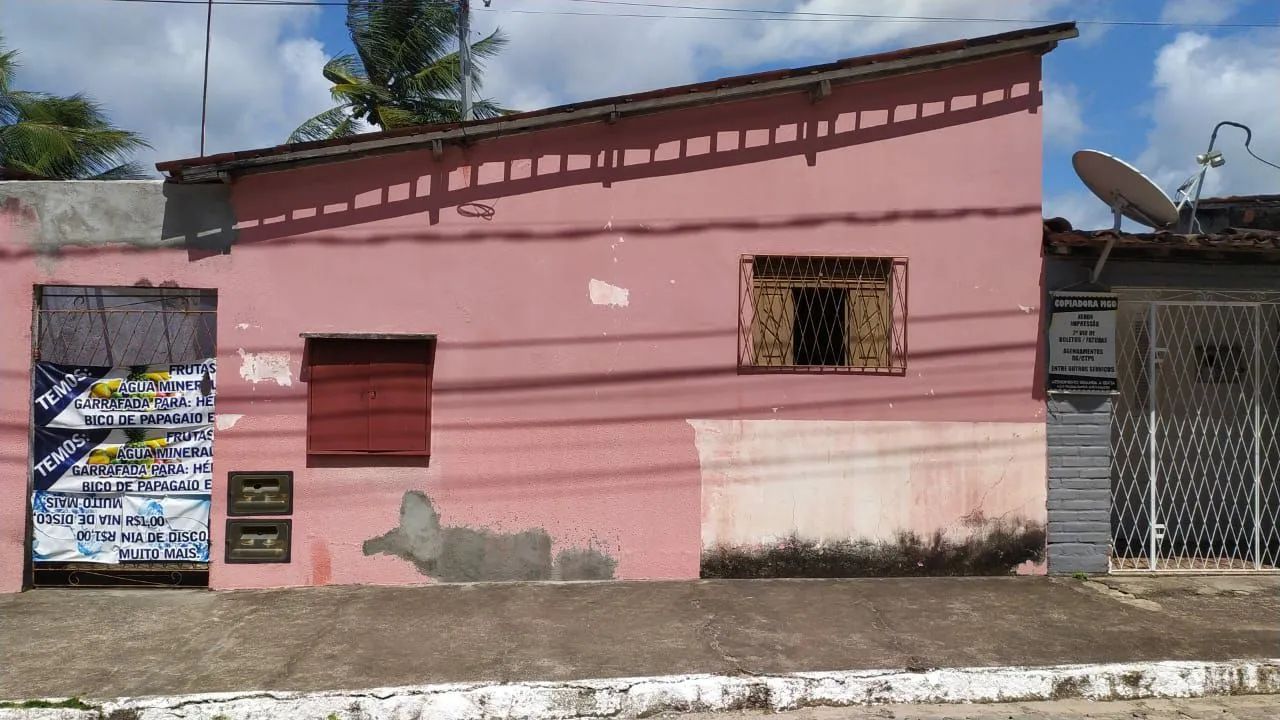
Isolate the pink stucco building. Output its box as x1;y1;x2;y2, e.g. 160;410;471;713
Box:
0;23;1076;592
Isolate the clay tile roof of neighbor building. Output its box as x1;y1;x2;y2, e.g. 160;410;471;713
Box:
1043;217;1280;263
157;22;1077;183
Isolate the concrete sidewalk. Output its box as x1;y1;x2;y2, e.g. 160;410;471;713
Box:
1;575;1277;702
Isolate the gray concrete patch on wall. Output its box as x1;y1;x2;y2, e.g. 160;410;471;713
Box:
0;181;236;258
364;491;616;582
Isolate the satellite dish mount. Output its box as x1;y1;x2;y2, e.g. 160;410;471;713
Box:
1071;150;1179;283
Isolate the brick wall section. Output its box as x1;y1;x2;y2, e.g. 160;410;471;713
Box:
1046;395;1112;574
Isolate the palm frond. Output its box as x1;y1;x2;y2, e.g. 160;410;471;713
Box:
92;162;149;180
0;36;148;179
294;1;509;134
322;54;367;86
371;104;418;130
287;106;360;143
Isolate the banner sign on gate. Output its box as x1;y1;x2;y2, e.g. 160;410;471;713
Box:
31;492;211;564
1048;292;1118;393
33;360;217;430
31;357;216;565
117;495;212;563
34;426;214;495
31;492;123;564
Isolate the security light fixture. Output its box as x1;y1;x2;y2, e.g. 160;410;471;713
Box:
1196;151;1225;168
1183;121;1280;232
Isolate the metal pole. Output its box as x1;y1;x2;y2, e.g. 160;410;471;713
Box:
458;0;472;121
199;0;213;156
1148;305;1159;571
1254;305;1263;570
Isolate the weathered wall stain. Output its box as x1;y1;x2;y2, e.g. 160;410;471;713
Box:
554;547;619;581
700;518;1045;578
364;491;617;582
691;419;1048;549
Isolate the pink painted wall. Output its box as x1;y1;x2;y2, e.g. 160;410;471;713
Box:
0;53;1047;592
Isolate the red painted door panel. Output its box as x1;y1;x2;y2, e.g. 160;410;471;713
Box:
368;362;430;452
308;361;370;452
307;340;371;452
307;339;432;454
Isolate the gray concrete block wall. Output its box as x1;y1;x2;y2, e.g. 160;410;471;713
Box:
1046;394;1112;574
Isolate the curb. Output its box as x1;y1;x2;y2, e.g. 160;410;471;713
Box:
3;658;1277;720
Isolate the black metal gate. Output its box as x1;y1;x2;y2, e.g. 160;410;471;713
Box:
29;285;217;587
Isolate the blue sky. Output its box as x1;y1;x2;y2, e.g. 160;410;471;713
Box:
4;0;1278;229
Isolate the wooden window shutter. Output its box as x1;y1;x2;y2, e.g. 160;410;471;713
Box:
367;341;432;453
752;282;795;366
306;339;434;455
847;281;890;368
307;341;372;452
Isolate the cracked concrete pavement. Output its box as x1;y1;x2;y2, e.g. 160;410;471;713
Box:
1;575;1277;701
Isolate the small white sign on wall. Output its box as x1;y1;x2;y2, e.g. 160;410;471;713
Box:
1048;292;1118;393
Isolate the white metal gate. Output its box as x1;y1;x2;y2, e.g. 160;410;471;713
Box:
1111;290;1280;571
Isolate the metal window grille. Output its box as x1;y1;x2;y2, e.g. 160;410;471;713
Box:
738;255;907;374
36;286;216;366
1111;289;1280;572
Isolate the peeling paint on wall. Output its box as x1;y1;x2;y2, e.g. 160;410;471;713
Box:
215;413;244;430
589;279;629;307
237;349;293;386
364;491;617;582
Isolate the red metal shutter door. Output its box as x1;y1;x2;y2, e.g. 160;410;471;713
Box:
367;341;431;453
307;341;371;452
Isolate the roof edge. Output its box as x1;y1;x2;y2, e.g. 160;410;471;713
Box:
161;22;1077;184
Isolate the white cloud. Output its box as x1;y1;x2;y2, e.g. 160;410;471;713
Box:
474;0;1079;111
1160;0;1244;25
1043;83;1085;147
1136;30;1280;200
0;1;336;174
2;0;1107;176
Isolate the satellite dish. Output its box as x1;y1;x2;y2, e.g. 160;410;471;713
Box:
1072;150;1179;230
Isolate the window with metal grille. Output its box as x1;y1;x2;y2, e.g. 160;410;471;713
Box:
1196;343;1246;385
302;336;435;455
739;255;907;373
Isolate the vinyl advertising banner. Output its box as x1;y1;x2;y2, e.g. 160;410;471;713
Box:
31;358;216;564
30;492;212;564
33;360;217;430
116;495;212;563
30;492;124;564
33;426;214;495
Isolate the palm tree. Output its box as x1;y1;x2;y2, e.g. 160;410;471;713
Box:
289;0;509;143
0;38;149;180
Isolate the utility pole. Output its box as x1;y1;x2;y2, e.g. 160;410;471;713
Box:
199;0;213;155
457;0;472;121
